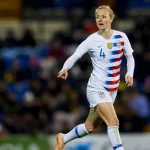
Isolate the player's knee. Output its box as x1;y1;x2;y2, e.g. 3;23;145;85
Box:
108;117;119;126
85;122;95;133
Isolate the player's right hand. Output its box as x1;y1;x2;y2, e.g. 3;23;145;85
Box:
57;69;68;80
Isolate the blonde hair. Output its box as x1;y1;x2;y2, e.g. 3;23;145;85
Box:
95;5;115;20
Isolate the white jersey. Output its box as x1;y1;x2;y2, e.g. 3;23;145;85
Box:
73;30;134;92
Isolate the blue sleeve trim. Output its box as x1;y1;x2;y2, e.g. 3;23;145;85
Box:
75;126;81;138
113;144;123;150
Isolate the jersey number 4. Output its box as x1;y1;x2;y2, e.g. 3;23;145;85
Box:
100;48;105;58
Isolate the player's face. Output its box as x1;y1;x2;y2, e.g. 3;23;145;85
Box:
95;9;112;31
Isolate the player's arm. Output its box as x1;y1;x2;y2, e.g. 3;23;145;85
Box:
123;33;135;86
57;53;80;80
57;40;89;80
125;54;135;86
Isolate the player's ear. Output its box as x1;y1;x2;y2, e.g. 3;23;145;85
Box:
109;14;114;23
110;17;113;23
109;19;113;23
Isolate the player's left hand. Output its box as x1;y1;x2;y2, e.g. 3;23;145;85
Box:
125;75;133;87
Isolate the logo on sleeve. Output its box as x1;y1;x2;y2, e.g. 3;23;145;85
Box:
98;45;102;48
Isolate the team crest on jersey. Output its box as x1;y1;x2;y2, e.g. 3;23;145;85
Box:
107;43;113;49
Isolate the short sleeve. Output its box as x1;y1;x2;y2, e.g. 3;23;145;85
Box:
74;39;89;58
123;33;134;56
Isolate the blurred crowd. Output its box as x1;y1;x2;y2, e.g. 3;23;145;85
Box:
0;2;150;136
23;0;130;18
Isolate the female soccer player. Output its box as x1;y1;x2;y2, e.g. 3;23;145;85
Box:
55;5;135;150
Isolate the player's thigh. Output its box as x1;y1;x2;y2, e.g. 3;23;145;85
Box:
95;102;119;126
85;108;101;129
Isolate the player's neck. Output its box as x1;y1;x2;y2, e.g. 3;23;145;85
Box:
98;28;113;40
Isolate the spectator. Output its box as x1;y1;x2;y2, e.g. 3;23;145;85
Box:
4;29;18;48
19;29;36;47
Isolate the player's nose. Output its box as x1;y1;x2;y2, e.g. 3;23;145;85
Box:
98;18;103;22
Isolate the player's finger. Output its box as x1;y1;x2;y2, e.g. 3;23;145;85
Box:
127;82;130;86
65;72;68;79
126;80;131;86
60;76;66;80
125;79;129;85
130;81;133;86
128;81;133;87
125;80;128;85
57;71;64;77
125;76;129;83
128;82;131;86
58;73;68;80
57;74;64;78
57;73;62;78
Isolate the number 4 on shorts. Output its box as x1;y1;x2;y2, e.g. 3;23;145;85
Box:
100;48;105;58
